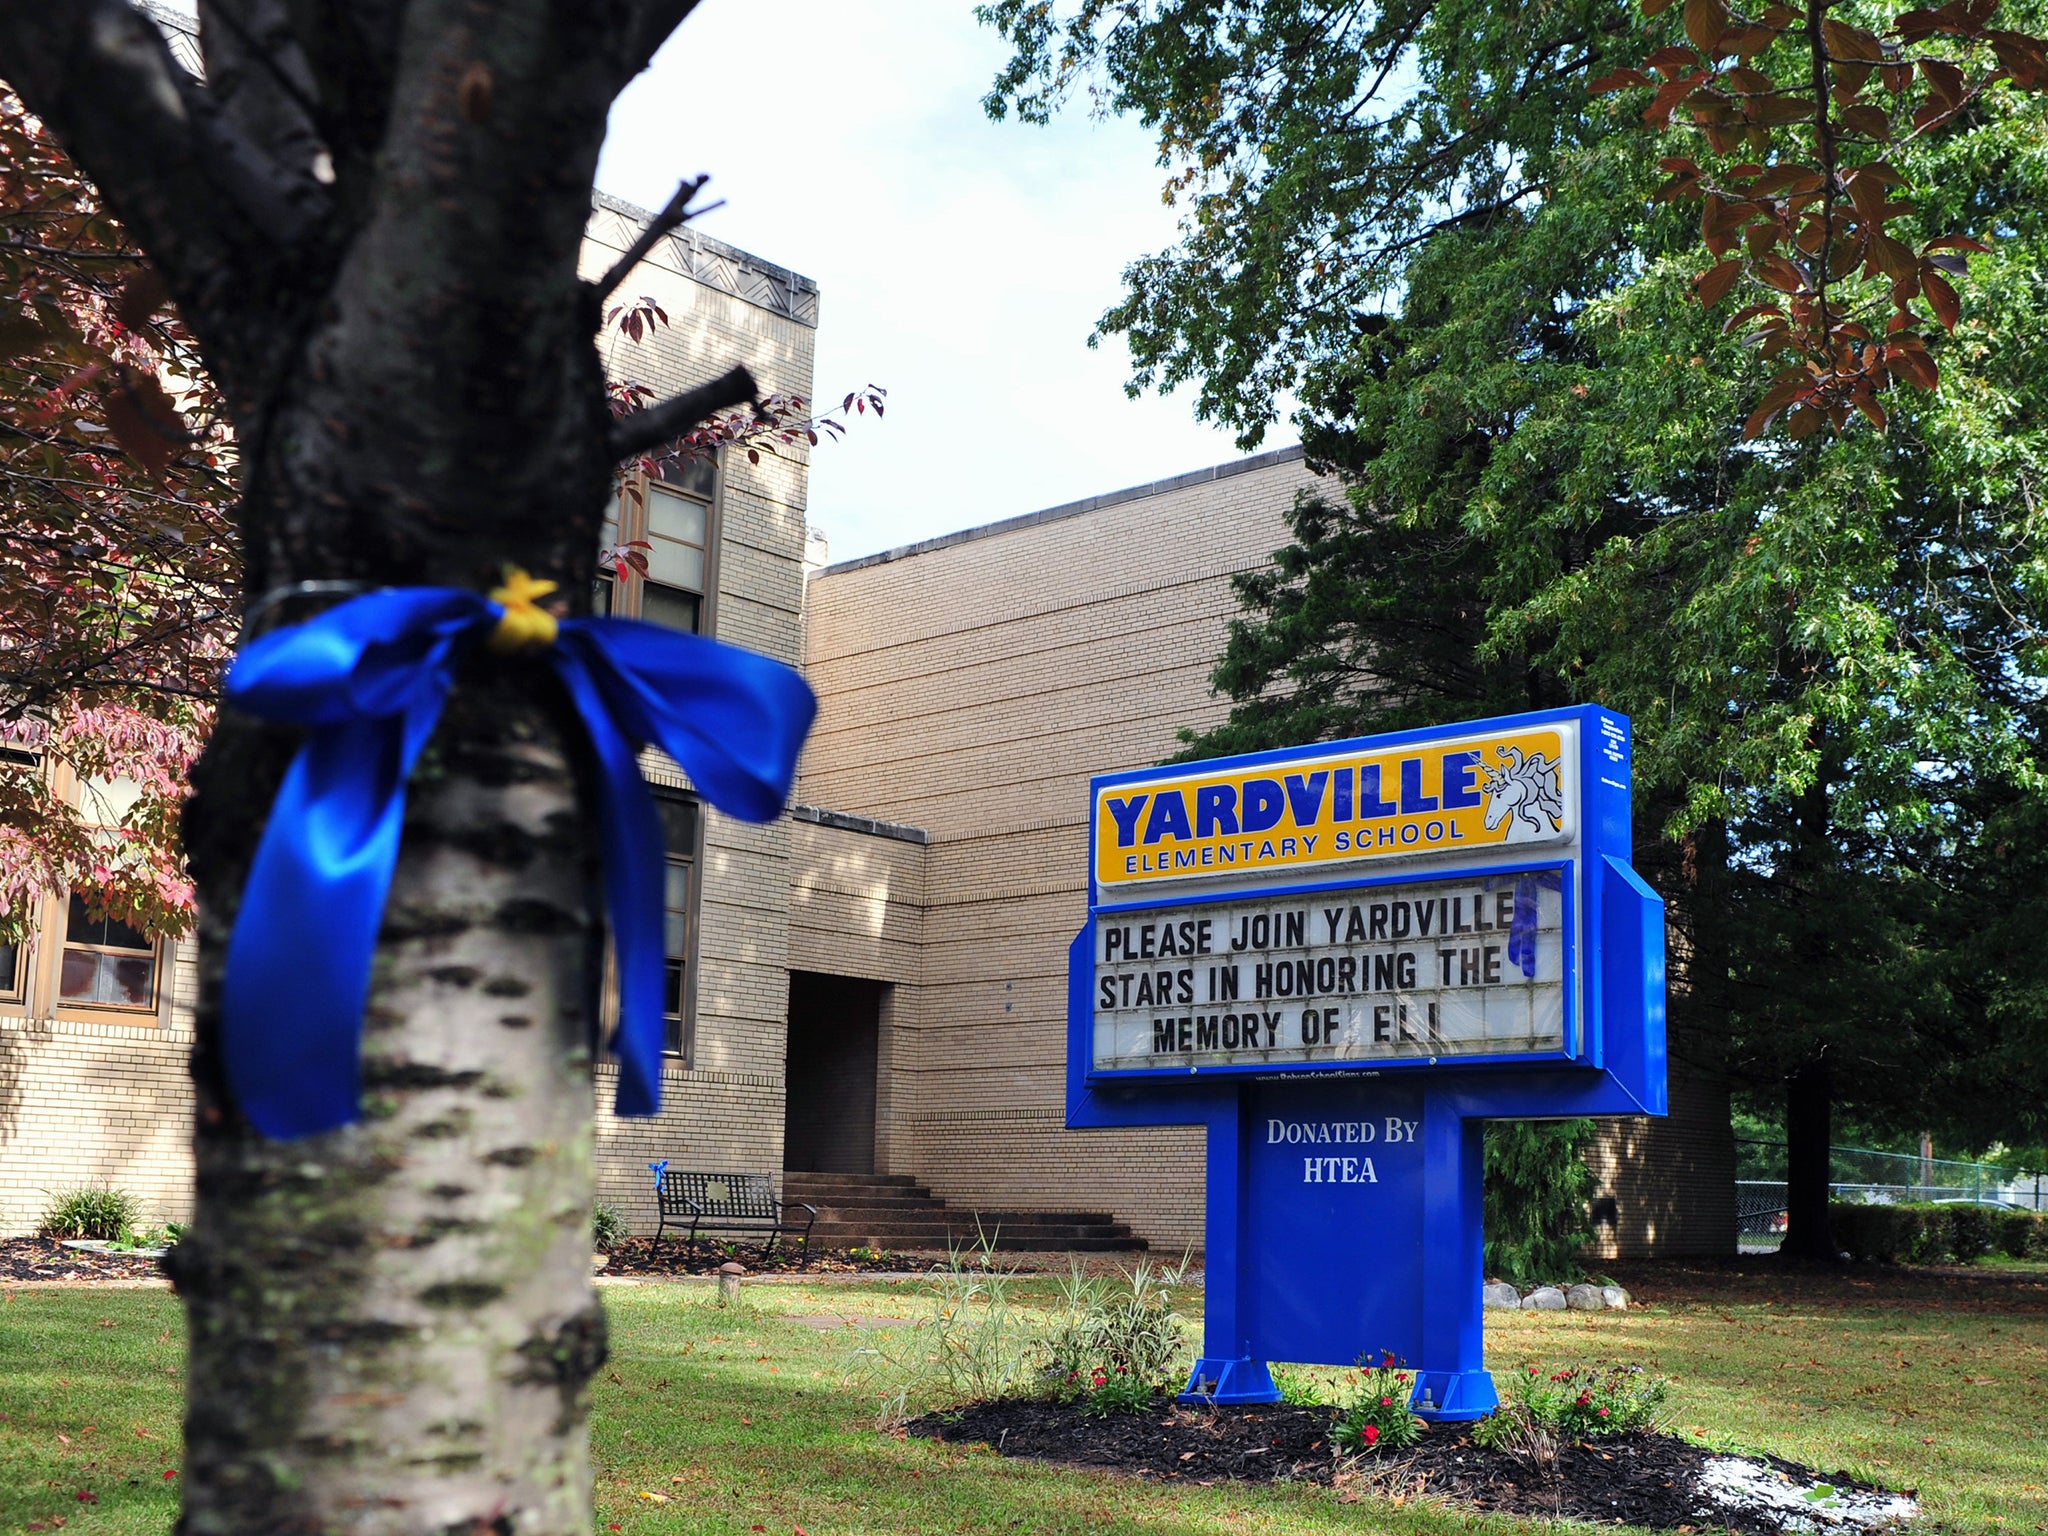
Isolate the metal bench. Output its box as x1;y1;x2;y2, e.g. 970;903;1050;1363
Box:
651;1167;816;1256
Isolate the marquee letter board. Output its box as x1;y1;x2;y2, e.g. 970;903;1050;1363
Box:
1066;704;1667;1416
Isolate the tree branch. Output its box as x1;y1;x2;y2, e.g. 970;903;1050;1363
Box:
200;0;330;204
0;0;312;372
594;176;712;302
608;364;757;462
622;0;707;83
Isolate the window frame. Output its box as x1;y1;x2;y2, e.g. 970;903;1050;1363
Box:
0;746;35;1006
0;931;27;1006
600;454;722;638
652;787;703;1063
55;894;163;1015
597;785;704;1067
36;761;172;1026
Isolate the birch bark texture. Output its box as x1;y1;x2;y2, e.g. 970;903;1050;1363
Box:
0;4;754;1531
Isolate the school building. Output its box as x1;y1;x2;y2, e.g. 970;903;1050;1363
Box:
0;192;1734;1258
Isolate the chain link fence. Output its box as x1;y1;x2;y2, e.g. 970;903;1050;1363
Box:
1734;1139;2045;1247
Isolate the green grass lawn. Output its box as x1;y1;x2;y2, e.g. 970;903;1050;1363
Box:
2;1262;2044;1535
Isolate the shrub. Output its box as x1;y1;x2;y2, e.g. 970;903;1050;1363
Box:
1831;1201;1907;1262
39;1187;138;1241
1992;1210;2031;1259
1043;1255;1191;1405
1475;1363;1668;1465
591;1203;625;1250
1272;1366;1328;1406
1830;1202;2046;1265
1901;1204;1957;1264
1072;1366;1157;1417
1484;1120;1594;1287
1946;1205;1996;1263
1331;1356;1425;1454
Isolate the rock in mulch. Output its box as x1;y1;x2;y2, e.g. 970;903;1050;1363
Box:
908;1400;1917;1534
0;1237;165;1283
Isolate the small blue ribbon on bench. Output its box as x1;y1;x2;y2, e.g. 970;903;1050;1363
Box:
650;1159;669;1192
220;572;815;1140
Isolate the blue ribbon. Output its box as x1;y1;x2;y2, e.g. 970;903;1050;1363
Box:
1505;872;1564;979
219;587;815;1140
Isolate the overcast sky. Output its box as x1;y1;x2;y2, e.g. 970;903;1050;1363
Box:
597;3;1295;563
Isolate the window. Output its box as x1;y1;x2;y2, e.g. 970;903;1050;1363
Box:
594;498;620;615
0;747;33;1005
60;895;157;1009
594;461;716;632
654;791;700;1056
642;483;708;634
0;934;24;1003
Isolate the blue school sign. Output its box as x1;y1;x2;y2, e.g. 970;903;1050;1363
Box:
1066;704;1666;1418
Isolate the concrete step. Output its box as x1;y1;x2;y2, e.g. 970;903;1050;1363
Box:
809;1230;1146;1254
780;1168;1146;1253
786;1193;946;1212
809;1220;1142;1246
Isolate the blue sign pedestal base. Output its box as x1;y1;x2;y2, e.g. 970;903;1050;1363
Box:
1182;1356;1278;1404
1169;1078;1502;1420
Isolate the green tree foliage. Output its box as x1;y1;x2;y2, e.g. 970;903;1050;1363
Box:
1484;1120;1598;1286
983;0;2048;1255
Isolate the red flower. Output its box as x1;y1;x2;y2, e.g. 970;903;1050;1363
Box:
163;1469;178;1480
1598;1407;1611;1417
1363;1424;1380;1446
1380;1397;1393;1407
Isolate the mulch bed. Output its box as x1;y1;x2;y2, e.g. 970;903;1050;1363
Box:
0;1237;165;1283
908;1399;1902;1533
1;1234;912;1284
597;1238;912;1277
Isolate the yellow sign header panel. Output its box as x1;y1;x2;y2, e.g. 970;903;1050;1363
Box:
1093;725;1574;893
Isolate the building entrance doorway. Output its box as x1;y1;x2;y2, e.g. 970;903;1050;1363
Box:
783;972;883;1174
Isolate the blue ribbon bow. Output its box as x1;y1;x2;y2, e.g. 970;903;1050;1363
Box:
219;583;816;1140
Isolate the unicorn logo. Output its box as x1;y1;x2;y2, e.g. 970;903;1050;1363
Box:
1480;745;1564;839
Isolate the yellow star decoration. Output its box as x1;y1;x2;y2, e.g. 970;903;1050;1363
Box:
488;566;560;653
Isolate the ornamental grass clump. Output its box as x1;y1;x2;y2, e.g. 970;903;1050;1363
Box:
1331;1355;1426;1454
38;1186;139;1242
1474;1363;1670;1468
1043;1255;1193;1413
854;1230;1042;1417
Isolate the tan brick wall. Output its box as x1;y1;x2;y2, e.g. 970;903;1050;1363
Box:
1587;1049;1736;1259
802;453;1327;1248
573;206;816;1235
0;938;200;1233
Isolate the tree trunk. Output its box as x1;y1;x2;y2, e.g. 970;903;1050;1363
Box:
171;683;607;1534
0;5;746;1530
1781;1057;1837;1261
